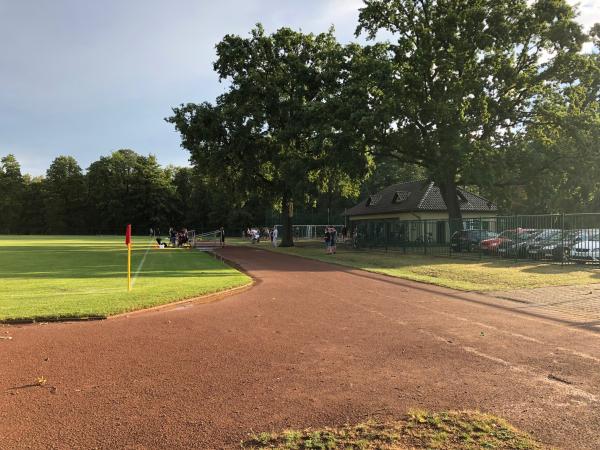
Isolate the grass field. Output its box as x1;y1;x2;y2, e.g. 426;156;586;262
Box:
0;236;251;321
241;240;600;291
243;410;541;449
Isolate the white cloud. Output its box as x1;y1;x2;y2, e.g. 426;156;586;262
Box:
2;0;598;175
570;0;600;31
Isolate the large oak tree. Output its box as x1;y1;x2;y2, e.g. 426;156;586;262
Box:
168;26;370;246
355;0;587;221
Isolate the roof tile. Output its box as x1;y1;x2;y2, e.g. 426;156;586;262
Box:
346;180;497;217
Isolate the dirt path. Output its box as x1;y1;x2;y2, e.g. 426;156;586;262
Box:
2;247;600;449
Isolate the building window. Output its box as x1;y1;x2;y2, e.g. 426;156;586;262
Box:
393;191;411;203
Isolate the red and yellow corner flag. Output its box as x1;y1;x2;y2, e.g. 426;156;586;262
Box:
125;224;132;291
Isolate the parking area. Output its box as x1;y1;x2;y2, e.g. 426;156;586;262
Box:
351;213;600;266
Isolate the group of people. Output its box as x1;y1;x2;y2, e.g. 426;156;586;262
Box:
245;227;278;246
154;227;190;248
324;226;338;254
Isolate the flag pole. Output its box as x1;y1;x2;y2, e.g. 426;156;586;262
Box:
128;242;131;291
125;224;132;292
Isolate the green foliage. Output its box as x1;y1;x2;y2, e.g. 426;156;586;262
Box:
354;0;587;219
483;45;600;213
0;154;24;233
241;411;541;449
168;25;371;246
44;156;87;233
86;149;178;233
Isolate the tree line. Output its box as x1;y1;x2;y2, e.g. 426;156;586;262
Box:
0;149;354;235
0;150;225;235
2;1;599;243
169;0;600;246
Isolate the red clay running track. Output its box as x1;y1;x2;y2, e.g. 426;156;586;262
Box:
2;247;600;449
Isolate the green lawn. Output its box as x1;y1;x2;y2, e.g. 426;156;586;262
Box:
0;236;251;321
241;239;600;291
243;410;542;449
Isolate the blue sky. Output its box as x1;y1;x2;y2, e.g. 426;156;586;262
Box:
1;0;598;176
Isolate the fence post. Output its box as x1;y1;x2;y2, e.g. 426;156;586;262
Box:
423;221;427;255
561;213;565;267
514;215;518;264
479;216;483;261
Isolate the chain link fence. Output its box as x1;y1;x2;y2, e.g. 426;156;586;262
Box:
349;213;600;265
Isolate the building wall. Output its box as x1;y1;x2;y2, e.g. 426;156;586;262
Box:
349;212;498;245
348;212;497;221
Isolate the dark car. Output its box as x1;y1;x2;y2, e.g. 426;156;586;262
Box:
527;229;584;261
480;228;535;255
450;230;498;252
498;229;561;258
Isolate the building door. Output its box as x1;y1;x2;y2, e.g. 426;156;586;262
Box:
436;221;446;243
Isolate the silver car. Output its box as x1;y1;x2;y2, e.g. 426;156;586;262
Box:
571;230;600;263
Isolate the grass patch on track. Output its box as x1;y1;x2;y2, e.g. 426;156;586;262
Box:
241;240;600;291
242;410;542;449
0;235;251;321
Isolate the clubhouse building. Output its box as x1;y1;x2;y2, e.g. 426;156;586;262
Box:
345;180;498;244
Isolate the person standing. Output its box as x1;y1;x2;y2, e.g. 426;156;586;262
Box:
330;226;337;254
324;227;331;254
272;227;278;247
220;227;225;247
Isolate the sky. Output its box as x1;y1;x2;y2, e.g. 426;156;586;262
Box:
1;0;598;176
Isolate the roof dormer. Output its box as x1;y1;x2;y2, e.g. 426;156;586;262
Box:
366;194;382;206
393;191;411;203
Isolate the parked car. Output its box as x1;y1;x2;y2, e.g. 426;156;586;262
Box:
480;228;535;254
498;229;561;258
571;230;600;263
450;230;498;252
527;229;584;261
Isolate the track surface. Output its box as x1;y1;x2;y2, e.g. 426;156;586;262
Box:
2;247;600;449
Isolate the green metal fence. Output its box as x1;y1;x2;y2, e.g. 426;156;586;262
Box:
349;213;600;265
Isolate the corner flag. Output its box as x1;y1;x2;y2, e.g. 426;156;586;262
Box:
126;224;132;291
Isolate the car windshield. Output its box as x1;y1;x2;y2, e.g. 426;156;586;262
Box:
547;232;573;242
575;230;600;241
533;230;559;240
470;230;497;238
499;231;518;240
482;231;498;239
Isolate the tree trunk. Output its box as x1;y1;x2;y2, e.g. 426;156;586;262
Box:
439;175;463;233
281;192;294;247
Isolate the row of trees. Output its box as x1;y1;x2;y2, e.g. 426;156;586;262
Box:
0;150;237;235
0;150;353;235
169;0;600;246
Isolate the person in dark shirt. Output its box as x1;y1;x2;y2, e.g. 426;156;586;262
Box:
330;227;337;254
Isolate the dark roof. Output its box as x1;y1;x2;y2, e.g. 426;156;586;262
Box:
346;180;498;217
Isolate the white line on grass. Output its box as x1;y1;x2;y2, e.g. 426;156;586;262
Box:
131;240;154;288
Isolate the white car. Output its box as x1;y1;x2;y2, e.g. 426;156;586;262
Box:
570;232;600;263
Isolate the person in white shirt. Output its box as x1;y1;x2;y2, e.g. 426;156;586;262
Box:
272;227;278;247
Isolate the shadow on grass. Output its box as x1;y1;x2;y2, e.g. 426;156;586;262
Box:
271;241;600;276
0;270;243;280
